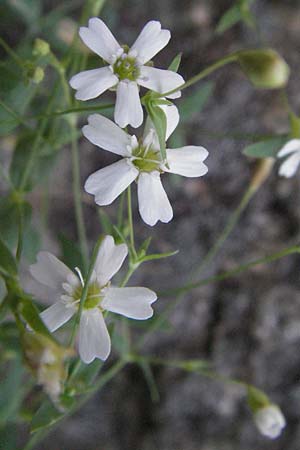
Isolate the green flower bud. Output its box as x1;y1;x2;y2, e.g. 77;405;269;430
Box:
33;38;50;57
32;66;45;84
237;49;290;89
247;386;270;413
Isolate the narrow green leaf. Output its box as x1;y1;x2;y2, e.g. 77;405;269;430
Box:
243;136;287;158
179;82;214;121
139;360;160;403
168;53;182;72
0;196;32;251
0;238;17;276
147;101;167;162
10;131;59;191
0;358;25;423
20;299;57;343
31;400;64;432
216;5;241;34
140;250;179;263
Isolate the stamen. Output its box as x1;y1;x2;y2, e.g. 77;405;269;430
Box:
75;267;84;286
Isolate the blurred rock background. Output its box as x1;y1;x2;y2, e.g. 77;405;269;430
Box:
2;0;300;449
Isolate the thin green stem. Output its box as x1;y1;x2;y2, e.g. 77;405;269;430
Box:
16;201;24;263
71;129;89;271
69;236;103;346
120;265;137;288
192;185;255;280
0;97;31;130
161;245;300;297
0;37;24;68
0;160;13;189
28;103;114;120
131;354;248;390
160;54;238;98
127;186;137;260
24;360;125;450
18;84;59;191
139;244;300;347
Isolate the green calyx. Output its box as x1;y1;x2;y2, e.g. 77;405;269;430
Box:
132;146;161;172
73;283;103;310
113;53;140;81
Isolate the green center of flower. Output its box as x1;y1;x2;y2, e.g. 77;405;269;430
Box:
131;145;161;172
113;52;140;81
73;282;103;310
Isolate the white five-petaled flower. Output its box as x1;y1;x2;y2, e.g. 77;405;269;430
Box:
30;236;157;364
69;18;184;128
83;104;209;226
254;405;286;439
277;139;300;177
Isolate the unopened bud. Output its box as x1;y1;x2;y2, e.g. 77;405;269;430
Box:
33;38;50;57
247;387;286;439
237;49;290;89
22;332;73;405
32;67;44;84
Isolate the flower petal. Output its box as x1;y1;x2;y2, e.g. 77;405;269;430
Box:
137;171;173;226
138;66;184;99
79;309;111;363
130;20;170;64
40;302;76;332
83;114;132;157
69;67;118;101
164;146;209;177
278;151;300;178
115;81;143;128
95;235;128;286
143;101;180;148
30;252;73;289
79;18;121;63
103;287;157;319
277;139;300;157
85;159;138;206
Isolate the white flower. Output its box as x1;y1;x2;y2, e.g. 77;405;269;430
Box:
83;105;209;226
277;139;300;177
30;236;157;364
254;405;286;439
69;18;184;128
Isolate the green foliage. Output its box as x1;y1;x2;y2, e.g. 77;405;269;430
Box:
31;400;64;432
0;358;25;423
168;53;182;72
145;96;167;162
0;239;17;276
20;299;58;344
179;82;214;122
216;0;255;34
243;136;287;158
0;66;36;136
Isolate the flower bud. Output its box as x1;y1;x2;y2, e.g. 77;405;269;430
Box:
254;405;286;439
247;387;286;439
22;332;73;405
237;49;290;89
33;38;50;57
31;67;45;84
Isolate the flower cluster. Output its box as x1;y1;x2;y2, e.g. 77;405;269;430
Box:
32;17;210;367
27;17;288;439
